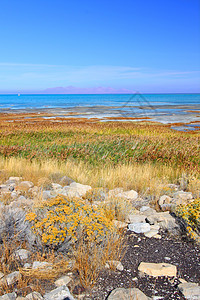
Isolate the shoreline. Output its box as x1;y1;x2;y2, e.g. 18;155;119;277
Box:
1;104;200;131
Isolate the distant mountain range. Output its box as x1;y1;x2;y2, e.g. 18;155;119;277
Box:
42;86;134;94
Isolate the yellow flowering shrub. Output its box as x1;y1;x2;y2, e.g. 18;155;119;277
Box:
176;198;200;242
26;195;114;248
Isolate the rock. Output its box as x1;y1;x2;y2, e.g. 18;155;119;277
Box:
8;177;22;183
140;206;151;212
24;263;31;268
13;249;31;261
25;292;43;300
138;262;177;277
18;196;27;201
146;211;179;232
128;222;151;233
153;234;162;239
178;282;200;299
42;190;56;200
59;176;74;186
63;182;92;198
10;192;18;199
172;191;193;205
113;220;127;229
140;207;157;216
17;181;34;190
55;275;72;287
0;185;11;193
144;229;159;238
0;293;17;300
105;260;124;271
0;271;21;286
52;183;62;190
127;214;146;223
107;287;149;300
32;261;52;270
108;188;124;198
43;286;75;300
116;190;138;201
159;195;172;206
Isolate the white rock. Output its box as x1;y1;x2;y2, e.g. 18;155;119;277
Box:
24;263;31;268
44;286;75;300
32;261;52;270
127;214;146;223
178;282;200;299
113;220;127;229
25;292;43;300
138;262;177;277
116;190;138;201
146;211;179;232
144;229;159;238
14;249;31;261
0;293;17;300
105;260;124;271
63;182;91;198
17;181;34;190
1;271;21;286
107;287;149;300
55;275;72;287
52;183;62;190
173;191;193;201
8;177;22;182
159;195;172;206
128;222;151;233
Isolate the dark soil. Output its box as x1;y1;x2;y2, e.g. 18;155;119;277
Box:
78;231;200;299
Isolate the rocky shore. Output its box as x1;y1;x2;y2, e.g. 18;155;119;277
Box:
0;176;199;299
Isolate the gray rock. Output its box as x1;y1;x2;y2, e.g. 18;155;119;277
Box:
42;190;56;200
159;195;172;207
128;222;151;233
115;190;138;201
63;182;91;198
173;191;193;204
146;211;179;232
1;271;21;286
178;282;200;299
25;292;43;300
32;261;52;269
105;260;124;271
17;181;34;190
107;287;149;300
59;176;74;186
144;229;159;238
55;275;72;287
127;214;146;223
14;249;31;261
0;293;17;300
44;286;75;300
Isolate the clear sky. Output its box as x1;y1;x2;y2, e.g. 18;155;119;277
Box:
0;0;200;93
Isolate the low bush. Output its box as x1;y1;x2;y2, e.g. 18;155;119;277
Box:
176;198;200;243
26;195;114;249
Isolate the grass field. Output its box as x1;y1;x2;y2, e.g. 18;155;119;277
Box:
0;113;200;195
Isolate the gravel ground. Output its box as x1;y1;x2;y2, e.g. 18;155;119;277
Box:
76;231;200;299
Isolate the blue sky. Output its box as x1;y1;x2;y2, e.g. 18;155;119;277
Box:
0;0;199;93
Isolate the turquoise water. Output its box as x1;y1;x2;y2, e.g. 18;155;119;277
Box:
0;94;199;110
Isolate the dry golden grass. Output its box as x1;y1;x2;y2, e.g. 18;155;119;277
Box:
0;156;192;197
73;231;127;289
